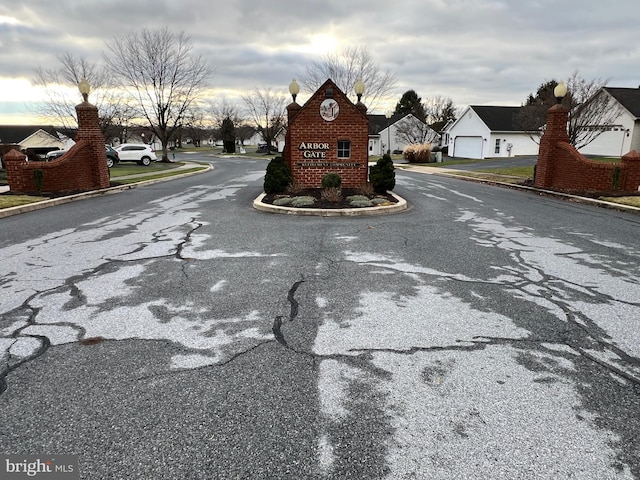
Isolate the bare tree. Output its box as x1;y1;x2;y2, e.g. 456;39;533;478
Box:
566;72;623;149
299;46;397;111
423;96;457;125
517;71;623;149
235;124;257;146
209;99;244;129
394;116;438;146
105;27;214;161
33;52;135;139
241;88;287;152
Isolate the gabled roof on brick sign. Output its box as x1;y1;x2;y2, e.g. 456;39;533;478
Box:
293;78;368;123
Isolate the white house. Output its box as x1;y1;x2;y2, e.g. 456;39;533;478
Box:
577;87;640;157
367;113;439;156
0;125;66;157
443;106;538;159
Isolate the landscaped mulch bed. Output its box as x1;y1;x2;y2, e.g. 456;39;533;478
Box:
262;188;398;209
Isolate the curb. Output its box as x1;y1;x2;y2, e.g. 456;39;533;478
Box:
253;192;407;217
0;163;212;219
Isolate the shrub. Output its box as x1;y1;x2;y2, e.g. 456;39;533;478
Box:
356;182;375;196
264;156;291;194
350;198;374;207
33;169;44;193
321;173;342;189
273;197;293;206
286;181;304;194
369;154;395;193
321;187;342;203
372;197;391;205
403;143;432;163
291;196;316;207
346;195;369;203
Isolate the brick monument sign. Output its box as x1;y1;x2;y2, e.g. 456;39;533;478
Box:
284;79;369;188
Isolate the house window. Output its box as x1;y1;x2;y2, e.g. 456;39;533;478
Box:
337;140;351;158
494;139;501;154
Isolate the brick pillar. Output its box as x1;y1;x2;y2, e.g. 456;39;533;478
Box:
3;149;27;192
621;150;640;192
534;104;569;189
75;101;110;189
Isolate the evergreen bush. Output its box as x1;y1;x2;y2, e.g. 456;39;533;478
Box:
321;173;342;189
264;156;292;194
369;154;395;193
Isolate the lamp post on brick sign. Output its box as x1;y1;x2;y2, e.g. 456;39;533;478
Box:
289;78;300;103
78;78;90;103
554;81;567;104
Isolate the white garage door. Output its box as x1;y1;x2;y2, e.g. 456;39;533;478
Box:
454;136;483;159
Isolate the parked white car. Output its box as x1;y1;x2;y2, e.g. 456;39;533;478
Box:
115;144;158;166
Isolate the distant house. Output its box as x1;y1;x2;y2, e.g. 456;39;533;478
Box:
367;113;439;156
443;106;538;159
0;125;66;157
577;87;640;157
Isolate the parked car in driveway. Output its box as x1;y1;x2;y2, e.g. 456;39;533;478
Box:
105;145;119;168
45;150;67;160
115;144;158;166
45;146;120;168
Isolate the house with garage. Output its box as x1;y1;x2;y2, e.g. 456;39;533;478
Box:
367;113;439;156
0;125;67;158
443;106;539;159
577;87;640;157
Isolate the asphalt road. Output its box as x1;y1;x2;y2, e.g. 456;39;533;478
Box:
436;155;539;171
1;155;639;479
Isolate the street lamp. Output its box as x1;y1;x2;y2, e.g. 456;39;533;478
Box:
385;110;392;155
78;78;90;103
554;81;567;104
289;79;300;102
354;78;365;103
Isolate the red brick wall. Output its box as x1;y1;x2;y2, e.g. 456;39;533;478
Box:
535;105;640;194
4;102;110;194
286;80;369;188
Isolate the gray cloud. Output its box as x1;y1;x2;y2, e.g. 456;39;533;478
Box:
0;0;638;121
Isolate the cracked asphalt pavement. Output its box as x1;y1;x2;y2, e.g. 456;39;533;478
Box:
1;156;639;479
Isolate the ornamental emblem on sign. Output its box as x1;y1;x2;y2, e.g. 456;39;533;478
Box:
320;98;339;121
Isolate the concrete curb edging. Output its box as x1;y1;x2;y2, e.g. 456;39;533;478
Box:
0;163;212;219
253;192;407;216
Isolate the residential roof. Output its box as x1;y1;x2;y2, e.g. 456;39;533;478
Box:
366;113;430;135
469;106;524;132
367;113;402;135
604;87;640;118
0;125;59;144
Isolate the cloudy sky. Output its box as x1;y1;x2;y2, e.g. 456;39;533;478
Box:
0;0;638;124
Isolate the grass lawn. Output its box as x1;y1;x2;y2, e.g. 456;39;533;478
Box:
109;162;187;177
110;167;207;185
476;166;535;177
599;196;640;208
0;195;48;209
